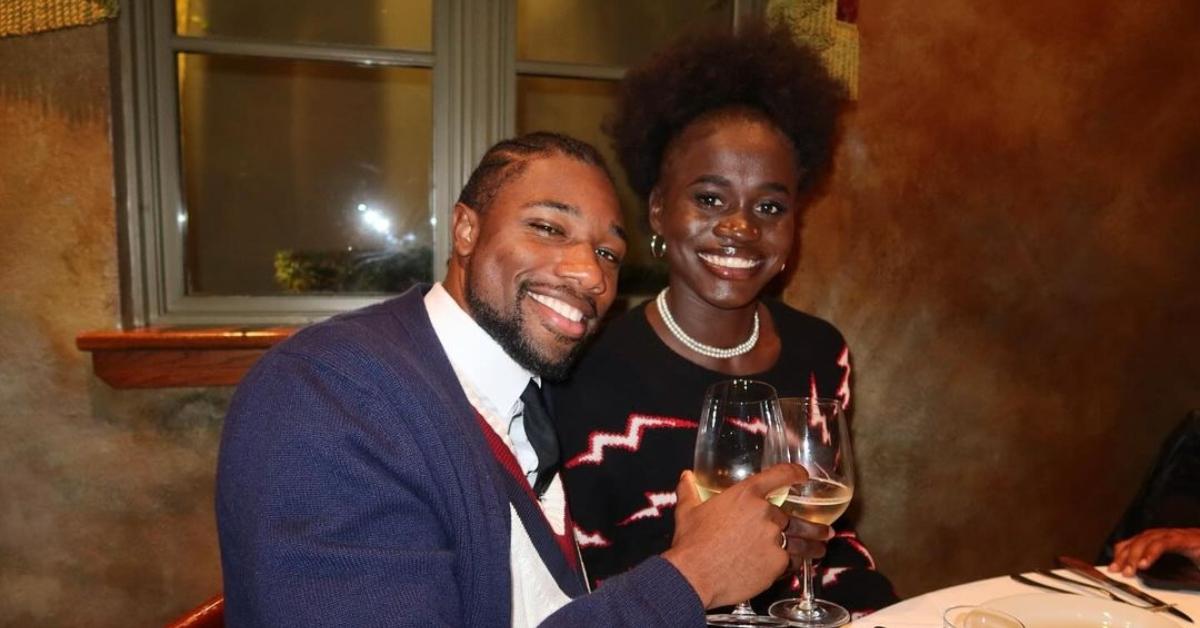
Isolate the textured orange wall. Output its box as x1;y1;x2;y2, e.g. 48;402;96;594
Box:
0;25;228;625
788;0;1200;595
1;2;1198;622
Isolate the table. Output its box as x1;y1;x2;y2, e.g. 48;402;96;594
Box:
853;570;1200;627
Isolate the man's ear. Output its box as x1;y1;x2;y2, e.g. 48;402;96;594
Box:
451;202;481;257
648;186;665;235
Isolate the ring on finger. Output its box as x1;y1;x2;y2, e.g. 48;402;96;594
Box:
780;532;788;549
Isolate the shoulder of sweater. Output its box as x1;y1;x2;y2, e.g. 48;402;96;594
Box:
765;299;847;348
576;304;656;365
266;289;441;380
550;305;655;397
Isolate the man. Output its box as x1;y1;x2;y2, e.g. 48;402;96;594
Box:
217;132;827;626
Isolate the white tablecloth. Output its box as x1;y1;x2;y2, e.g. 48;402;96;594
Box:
853;570;1200;627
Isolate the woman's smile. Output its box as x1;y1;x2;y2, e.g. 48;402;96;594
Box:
697;249;765;281
698;250;764;270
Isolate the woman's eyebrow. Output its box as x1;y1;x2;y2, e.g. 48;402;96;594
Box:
689;175;791;195
759;181;791;194
689;174;731;187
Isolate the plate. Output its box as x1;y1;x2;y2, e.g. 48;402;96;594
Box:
982;593;1178;628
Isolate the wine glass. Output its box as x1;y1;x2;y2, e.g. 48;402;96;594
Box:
768;397;856;628
693;379;790;627
943;606;1026;628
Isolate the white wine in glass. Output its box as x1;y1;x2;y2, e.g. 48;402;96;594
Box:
780;477;852;525
769;397;856;628
696;481;789;506
693;379;789;628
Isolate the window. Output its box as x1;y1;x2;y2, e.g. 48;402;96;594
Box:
514;0;737;294
114;0;753;326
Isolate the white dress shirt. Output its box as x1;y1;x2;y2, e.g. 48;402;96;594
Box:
424;283;572;627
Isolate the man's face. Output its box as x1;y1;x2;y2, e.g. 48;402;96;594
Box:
456;155;626;380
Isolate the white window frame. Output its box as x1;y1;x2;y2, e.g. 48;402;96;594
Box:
112;0;761;327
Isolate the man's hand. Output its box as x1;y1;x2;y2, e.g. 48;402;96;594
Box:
1108;527;1200;576
661;464;832;608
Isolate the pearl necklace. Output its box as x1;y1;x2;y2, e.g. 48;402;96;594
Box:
655;288;760;359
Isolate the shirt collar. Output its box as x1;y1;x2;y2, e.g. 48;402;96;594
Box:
424;282;536;419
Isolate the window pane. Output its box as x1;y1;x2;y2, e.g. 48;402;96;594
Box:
516;75;665;295
178;53;432;296
176;0;432;51
516;0;731;66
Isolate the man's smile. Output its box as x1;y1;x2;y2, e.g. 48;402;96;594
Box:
525;287;595;340
528;292;585;323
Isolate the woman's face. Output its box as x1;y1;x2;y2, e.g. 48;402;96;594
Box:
650;113;799;310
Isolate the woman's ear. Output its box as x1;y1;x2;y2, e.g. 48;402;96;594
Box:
648;186;665;235
451;202;480;257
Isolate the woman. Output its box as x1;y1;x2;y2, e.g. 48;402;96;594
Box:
552;21;898;615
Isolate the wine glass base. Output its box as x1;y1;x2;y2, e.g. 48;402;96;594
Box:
767;598;850;628
705;611;790;627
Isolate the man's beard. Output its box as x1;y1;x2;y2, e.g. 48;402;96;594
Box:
466;279;589;382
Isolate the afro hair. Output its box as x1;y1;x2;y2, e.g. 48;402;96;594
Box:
606;19;847;200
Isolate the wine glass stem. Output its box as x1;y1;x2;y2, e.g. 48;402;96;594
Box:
800;557;817;611
731;602;757;616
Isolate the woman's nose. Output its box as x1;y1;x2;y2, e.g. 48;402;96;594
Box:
713;210;761;242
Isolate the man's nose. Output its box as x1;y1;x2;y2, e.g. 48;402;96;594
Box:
556;243;607;294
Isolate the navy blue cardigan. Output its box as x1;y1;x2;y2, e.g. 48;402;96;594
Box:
216;286;705;626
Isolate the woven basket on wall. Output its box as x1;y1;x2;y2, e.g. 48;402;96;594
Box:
0;0;118;39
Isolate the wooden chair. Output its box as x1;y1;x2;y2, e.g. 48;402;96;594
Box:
166;594;223;628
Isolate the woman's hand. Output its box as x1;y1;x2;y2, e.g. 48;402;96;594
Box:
1108;527;1200;576
783;514;833;571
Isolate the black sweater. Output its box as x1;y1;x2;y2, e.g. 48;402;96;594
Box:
552;300;898;616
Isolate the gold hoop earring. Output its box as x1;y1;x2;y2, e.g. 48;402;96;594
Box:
650;233;667;258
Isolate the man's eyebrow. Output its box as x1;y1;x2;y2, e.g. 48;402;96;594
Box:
522;198;626;242
521;199;579;215
611;223;627;242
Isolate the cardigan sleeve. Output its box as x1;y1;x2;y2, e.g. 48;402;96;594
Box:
216;350;470;627
217;346;708;627
538;556;706;627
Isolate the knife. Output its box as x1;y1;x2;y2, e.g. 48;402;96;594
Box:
1057;555;1194;623
1009;573;1083;597
1035;569;1121;594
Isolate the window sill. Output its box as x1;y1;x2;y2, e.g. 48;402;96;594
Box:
76;327;298;389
